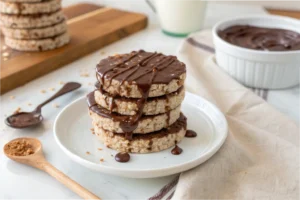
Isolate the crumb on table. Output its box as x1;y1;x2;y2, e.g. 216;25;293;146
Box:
86;151;90;155
13;107;21;114
2;45;7;51
59;81;64;85
97;148;102;151
9;96;15;100
80;73;89;77
40;90;46;93
100;158;104;162
2;52;9;57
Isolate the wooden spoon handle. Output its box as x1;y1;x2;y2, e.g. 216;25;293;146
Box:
42;162;101;200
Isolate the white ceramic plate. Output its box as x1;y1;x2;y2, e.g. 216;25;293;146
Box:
54;92;228;178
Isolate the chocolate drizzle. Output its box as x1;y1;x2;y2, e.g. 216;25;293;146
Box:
147;140;153;151
93;50;186;140
96;50;185;86
108;113;187;140
166;110;170;127
94;81;101;89
171;143;183;155
185;130;197;138
110;98;117;112
218;25;300;51
115;152;130;163
86;92;97;108
87;91;180;124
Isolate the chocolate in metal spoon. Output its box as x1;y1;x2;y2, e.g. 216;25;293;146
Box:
5;82;81;129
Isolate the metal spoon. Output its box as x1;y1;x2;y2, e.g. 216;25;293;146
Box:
5;82;81;129
3;137;101;199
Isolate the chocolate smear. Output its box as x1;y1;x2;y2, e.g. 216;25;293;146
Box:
7;113;41;128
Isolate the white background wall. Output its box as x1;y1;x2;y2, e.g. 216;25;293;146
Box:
62;0;300;11
217;1;300;10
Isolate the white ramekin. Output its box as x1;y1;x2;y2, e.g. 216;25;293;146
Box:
212;15;300;89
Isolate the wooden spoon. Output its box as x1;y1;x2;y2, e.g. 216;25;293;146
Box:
3;137;101;200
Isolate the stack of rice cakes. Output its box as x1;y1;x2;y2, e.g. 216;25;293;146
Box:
87;50;187;153
0;0;69;51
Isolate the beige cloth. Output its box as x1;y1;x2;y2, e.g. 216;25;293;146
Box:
173;31;299;200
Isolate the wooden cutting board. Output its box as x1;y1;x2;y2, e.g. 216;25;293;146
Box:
267;8;300;19
0;3;147;94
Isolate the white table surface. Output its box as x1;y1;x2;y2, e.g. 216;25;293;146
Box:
1;2;298;199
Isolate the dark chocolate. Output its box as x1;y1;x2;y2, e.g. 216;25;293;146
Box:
115;152;130;163
104;113;187;141
218;25;300;51
87;91;175;123
6;113;41;128
185;130;197;138
96;50;186;86
171;145;183;155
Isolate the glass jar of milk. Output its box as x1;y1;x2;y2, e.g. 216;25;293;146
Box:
147;0;207;37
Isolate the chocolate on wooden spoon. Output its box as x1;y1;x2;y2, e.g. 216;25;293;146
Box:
3;137;101;199
5;82;81;129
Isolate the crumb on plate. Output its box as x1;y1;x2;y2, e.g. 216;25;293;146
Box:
53;103;59;108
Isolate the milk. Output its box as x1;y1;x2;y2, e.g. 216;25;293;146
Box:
152;0;207;36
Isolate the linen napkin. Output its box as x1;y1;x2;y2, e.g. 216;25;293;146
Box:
150;30;299;200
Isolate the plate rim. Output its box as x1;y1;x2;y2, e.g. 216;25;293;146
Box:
53;92;228;177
